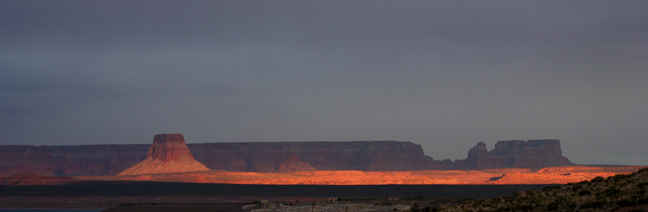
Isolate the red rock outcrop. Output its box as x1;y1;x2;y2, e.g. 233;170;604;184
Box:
116;134;209;176
455;139;573;169
272;152;317;172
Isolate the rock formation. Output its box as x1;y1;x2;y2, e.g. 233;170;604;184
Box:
189;141;449;172
272;152;317;172
456;142;491;169
116;134;209;176
0;138;574;176
455;139;573;169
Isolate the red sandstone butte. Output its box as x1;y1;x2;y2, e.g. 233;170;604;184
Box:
117;134;209;176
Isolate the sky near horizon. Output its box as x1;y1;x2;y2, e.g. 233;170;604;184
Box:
1;1;647;165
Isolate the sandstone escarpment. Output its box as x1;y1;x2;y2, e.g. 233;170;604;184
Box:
0;145;62;176
455;139;573;169
117;134;209;176
50;144;149;176
189;141;445;172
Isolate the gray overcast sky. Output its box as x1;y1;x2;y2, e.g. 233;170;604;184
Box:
1;0;647;165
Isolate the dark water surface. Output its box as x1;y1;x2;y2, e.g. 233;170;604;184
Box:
1;182;553;211
0;181;551;199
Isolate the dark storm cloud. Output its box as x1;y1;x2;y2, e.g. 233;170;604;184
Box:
1;0;647;165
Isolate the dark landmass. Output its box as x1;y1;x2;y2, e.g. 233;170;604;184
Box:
102;197;469;212
0;180;550;209
0;139;572;176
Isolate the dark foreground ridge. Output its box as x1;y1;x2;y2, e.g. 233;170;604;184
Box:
430;167;648;212
0;138;573;176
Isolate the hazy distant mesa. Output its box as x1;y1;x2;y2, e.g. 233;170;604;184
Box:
1;134;572;177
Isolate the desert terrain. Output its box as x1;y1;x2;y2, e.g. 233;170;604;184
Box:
75;165;644;185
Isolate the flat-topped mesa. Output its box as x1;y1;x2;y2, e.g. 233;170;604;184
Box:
147;134;194;162
117;134;209;176
189;140;442;172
